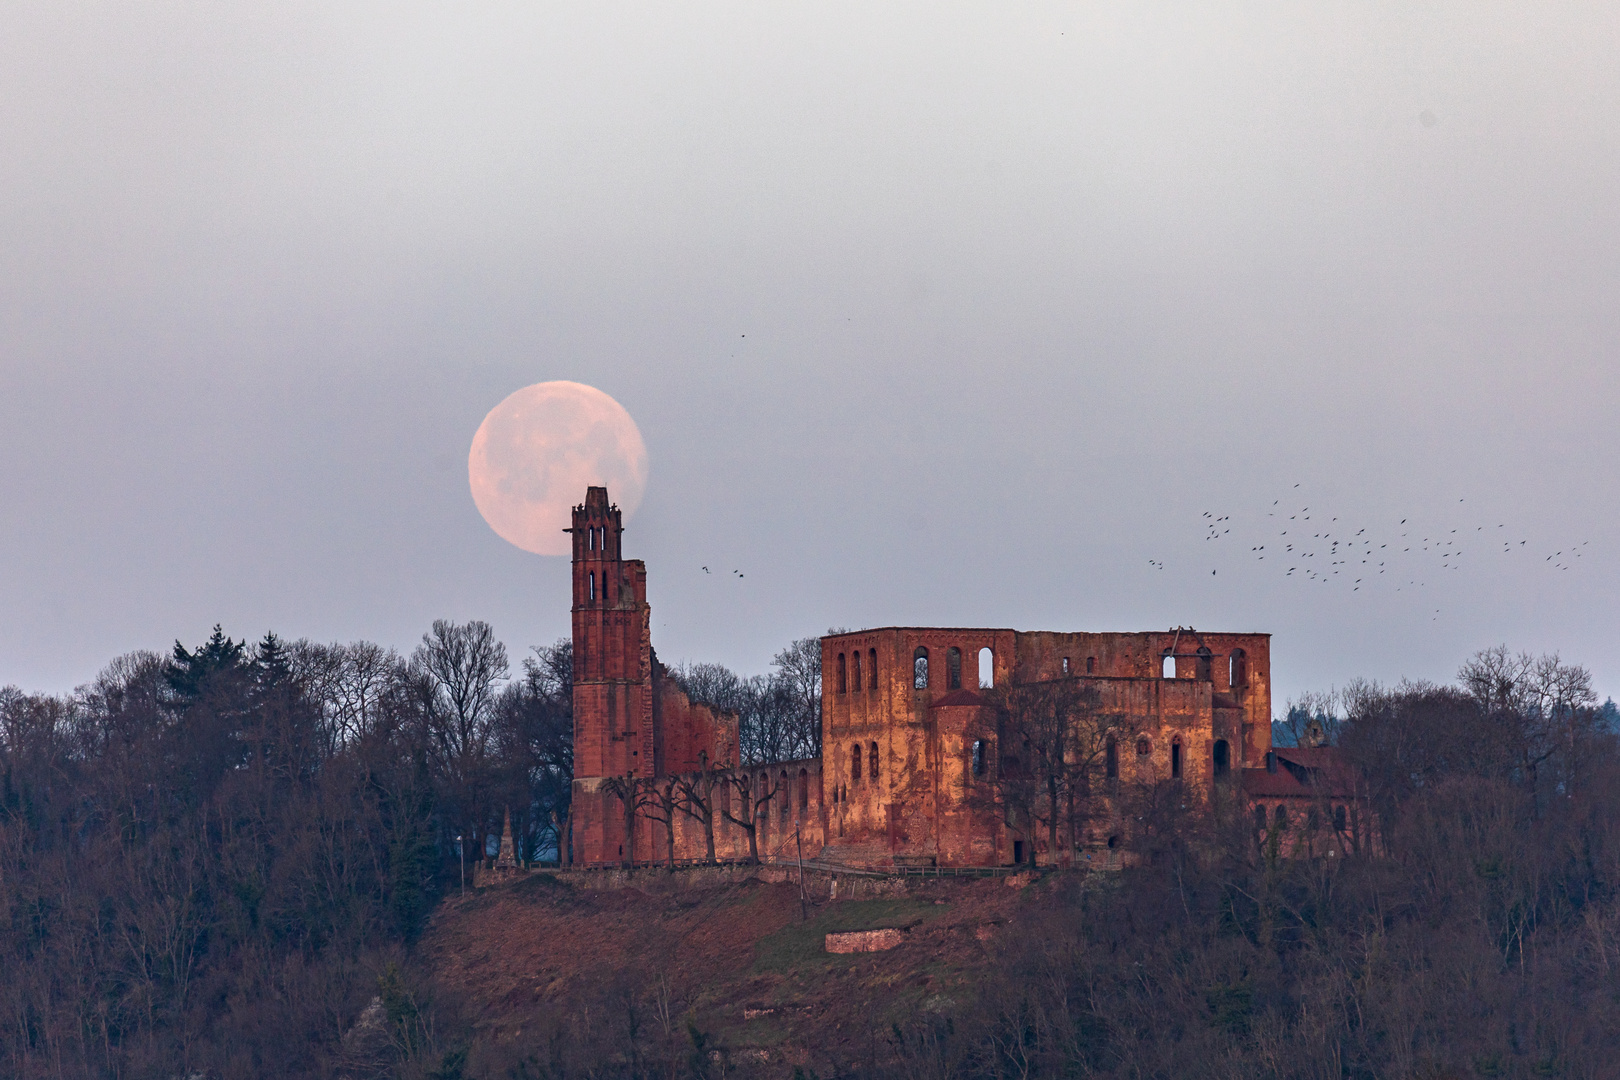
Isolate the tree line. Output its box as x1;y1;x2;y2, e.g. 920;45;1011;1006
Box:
667;635;823;766
973;647;1618;869
5;634;1617;1078
0;620;815;1078
483;647;1620;1079
872;647;1620;1078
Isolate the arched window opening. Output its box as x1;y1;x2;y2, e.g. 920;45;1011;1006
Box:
1087;656;1096;674
1135;736;1151;757
1213;739;1230;777
913;646;929;689
851;744;861;782
1105;735;1118;778
588;528;596;551
780;771;790;818
971;739;987;777
1333;805;1347;833
1171;740;1183;779
588;572;596;601
1230;649;1248;688
851;651;862;692
869;742;880;781
1162;653;1176;679
947;647;962;690
1253;805;1267;832
799;769;809;812
869;649;878;690
1274;804;1289;827
1061;656;1070;676
979;647;994;688
1106;835;1119;850
1196;645;1213;681
837;653;847;694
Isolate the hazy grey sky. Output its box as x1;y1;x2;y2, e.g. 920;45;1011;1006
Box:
3;2;1617;710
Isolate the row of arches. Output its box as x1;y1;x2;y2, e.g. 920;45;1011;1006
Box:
1253;802;1348;834
1160;648;1248;685
835;649;879;693
1100;735;1230;779
1101;733;1179;779
835;644;1000;693
584;571;616;603
583;526;612;552
911;645;994;691
964;735;1229;782
723;766;813;819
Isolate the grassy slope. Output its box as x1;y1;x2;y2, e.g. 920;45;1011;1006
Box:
421;870;1031;1066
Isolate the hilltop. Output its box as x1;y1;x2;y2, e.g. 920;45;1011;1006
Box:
419;867;1033;1076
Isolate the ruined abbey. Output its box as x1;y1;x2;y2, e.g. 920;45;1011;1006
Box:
568;487;1363;870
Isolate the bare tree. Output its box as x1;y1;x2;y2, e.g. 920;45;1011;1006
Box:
639;780;682;871
672;751;725;864
1459;646;1599;798
771;636;823;758
290;639;403;756
721;768;782;864
671;662;747;714
983;679;1108;866
412;619;509;866
675;639;822;766
737;675;799;766
493;640;573;863
598;774;646;868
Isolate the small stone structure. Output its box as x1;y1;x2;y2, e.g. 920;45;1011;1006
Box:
825;928;904;954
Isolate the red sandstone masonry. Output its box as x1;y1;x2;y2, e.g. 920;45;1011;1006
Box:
567;485;1347;871
825;928;904;953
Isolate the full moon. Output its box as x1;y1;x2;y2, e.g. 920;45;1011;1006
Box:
468;381;649;556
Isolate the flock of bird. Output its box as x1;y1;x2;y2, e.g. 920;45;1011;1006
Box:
1154;484;1590;613
690;488;1590;609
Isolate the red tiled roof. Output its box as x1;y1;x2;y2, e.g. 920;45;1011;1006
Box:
1242;746;1361;799
1241;768;1313;798
929;689;989;709
1274;747;1339;769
